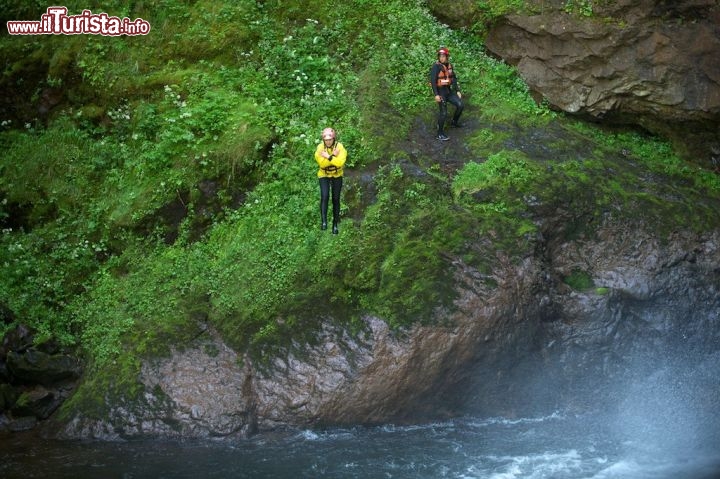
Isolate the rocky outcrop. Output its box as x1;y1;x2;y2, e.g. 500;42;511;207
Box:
0;323;82;432
56;225;720;439
437;0;720;167
463;226;720;415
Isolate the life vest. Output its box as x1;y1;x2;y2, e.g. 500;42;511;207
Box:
316;141;345;177
435;61;454;87
321;143;338;172
322;146;339;173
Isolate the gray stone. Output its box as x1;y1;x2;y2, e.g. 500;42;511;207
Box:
430;0;720;167
487;2;720;166
6;350;82;385
10;386;62;419
57;226;720;438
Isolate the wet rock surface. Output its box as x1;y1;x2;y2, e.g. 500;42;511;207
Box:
0;323;82;432
454;0;720;167
54;223;719;439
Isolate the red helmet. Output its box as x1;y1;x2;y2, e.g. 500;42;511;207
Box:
321;127;336;140
437;47;450;57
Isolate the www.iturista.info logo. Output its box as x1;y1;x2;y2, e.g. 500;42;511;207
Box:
7;6;151;36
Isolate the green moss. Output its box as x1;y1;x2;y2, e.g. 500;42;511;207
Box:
58;353;145;422
203;343;220;358
79;104;105;120
14;391;31;408
466;127;513;157
564;270;595;291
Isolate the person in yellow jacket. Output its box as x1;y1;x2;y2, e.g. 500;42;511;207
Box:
314;127;347;234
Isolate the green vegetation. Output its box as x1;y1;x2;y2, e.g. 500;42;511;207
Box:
563;0;595;17
1;0;719;418
452;151;541;243
563;269;595;291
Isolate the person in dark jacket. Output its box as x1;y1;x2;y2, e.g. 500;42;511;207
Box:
429;46;464;141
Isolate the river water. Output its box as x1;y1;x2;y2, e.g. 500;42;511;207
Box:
2;406;720;479
3;349;720;478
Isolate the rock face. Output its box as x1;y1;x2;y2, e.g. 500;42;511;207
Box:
477;1;720;167
462;227;720;416
0;324;82;432
57;225;720;439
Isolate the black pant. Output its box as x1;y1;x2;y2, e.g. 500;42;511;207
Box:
437;92;464;134
319;176;343;225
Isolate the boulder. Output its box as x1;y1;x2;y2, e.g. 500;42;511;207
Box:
6;415;37;432
6;350;82;386
0;382;18;410
10;386;62;420
1;324;83;432
0;323;34;358
431;0;720;167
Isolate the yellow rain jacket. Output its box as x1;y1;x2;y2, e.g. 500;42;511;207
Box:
314;141;347;178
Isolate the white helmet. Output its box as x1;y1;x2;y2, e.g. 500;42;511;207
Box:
321;127;336;140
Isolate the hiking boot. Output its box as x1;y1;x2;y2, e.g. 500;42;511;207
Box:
332;223;339;235
436;133;450;141
321;222;327;231
450;121;464;128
